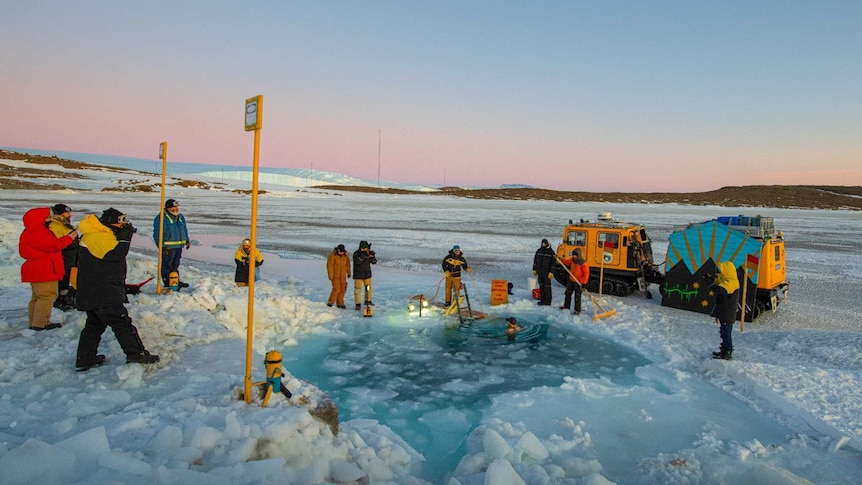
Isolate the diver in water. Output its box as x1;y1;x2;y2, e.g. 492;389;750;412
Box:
505;317;522;340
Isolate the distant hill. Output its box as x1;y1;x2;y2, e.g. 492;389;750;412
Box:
2;148;860;210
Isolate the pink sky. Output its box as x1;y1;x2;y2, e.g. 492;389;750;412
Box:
2;2;860;192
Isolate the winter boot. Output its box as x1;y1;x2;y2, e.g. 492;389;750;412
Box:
355;304;362;311
76;354;106;372
127;350;160;364
712;347;733;360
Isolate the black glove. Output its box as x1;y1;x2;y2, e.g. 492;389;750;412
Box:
255;260;263;267
185;241;191;250
115;224;134;241
162;248;169;256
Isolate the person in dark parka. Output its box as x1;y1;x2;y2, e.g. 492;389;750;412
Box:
234;238;263;287
532;238;556;306
710;261;741;360
75;208;159;371
352;241;377;310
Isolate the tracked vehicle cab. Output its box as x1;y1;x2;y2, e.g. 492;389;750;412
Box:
554;213;663;298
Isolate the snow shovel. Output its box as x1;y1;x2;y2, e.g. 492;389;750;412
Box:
554;255;617;321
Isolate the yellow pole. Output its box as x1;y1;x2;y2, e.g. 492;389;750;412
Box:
740;265;749;332
599;252;606;298
243;95;263;404
156;142;167;294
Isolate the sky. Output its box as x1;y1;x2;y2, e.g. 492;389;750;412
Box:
1;1;861;192
1;156;861;483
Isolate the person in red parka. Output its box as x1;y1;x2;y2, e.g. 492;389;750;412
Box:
560;248;590;315
19;207;77;330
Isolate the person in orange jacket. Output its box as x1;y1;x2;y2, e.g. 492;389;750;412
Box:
560;248;590;315
19;207;77;330
326;244;351;308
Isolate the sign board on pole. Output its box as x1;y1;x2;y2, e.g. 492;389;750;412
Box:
245;95;263;131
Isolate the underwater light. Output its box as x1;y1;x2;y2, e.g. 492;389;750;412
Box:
407;294;431;315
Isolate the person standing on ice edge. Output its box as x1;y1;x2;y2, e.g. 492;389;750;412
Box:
709;261;741;360
442;245;471;306
19;207;77;331
76;208;159;371
234;238;263;287
327;244;351;308
352;241;376;310
532;238;556;306
560;248;589;315
153;199;190;289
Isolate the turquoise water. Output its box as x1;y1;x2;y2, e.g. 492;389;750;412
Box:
282;313;651;483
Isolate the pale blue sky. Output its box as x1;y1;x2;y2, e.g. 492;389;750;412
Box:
2;1;860;190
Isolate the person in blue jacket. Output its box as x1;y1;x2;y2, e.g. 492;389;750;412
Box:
153;199;190;288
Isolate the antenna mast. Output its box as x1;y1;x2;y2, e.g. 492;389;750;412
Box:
377;129;381;186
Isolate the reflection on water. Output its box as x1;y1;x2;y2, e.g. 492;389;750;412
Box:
282;312;651;482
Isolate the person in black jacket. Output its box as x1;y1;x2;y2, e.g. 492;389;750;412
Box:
352;240;377;310
532;239;556;306
75;208;160;371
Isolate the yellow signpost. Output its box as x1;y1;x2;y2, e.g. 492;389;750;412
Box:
243;95;263;404
490;279;508;305
156;142;168;294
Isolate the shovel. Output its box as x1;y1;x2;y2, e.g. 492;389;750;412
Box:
554;254;617;320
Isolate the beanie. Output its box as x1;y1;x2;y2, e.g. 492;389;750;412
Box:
359;240;370;249
165;199;179;209
453;245;460;250
100;208;125;225
336;244;346;251
541;239;549;245
52;204;72;215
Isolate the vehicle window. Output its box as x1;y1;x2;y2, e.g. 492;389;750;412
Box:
598;232;620;249
774;246;780;261
567;231;586;246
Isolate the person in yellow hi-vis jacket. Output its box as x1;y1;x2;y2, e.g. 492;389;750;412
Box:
709;261;741;360
234;238;263;287
442;245;471;306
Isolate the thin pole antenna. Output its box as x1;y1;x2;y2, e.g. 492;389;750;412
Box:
377;129;381;186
